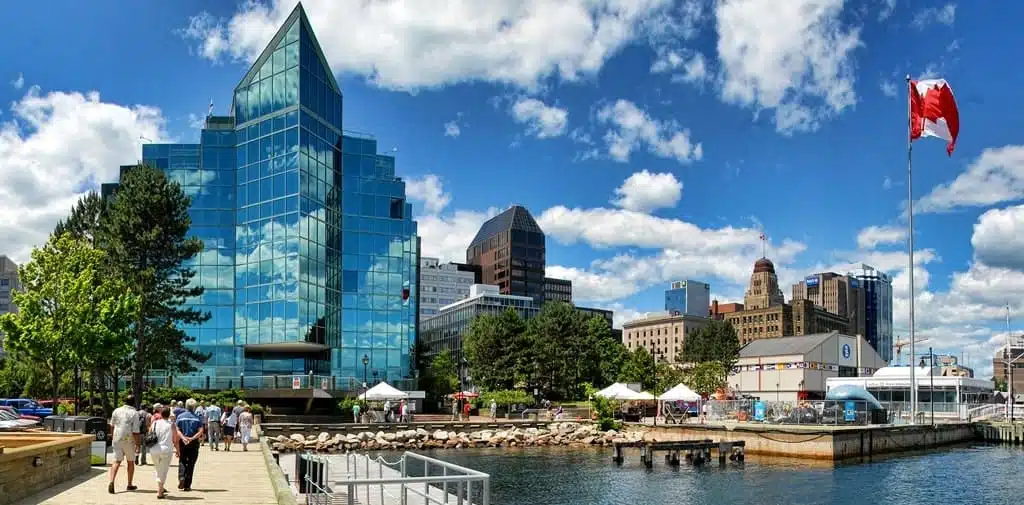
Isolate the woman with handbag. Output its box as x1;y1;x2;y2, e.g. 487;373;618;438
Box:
147;407;177;499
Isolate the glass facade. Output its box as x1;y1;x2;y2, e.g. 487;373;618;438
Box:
856;272;893;363
111;6;418;388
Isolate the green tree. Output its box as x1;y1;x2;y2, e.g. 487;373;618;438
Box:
654;362;687;395
463;309;528;391
53;191;106;245
617;347;655;390
100;164;209;407
0;234;138;405
683;361;728;396
53;191;122;415
681;320;741;370
595;327;628;387
425;350;461;398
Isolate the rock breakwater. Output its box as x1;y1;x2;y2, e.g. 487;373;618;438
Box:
269;422;642;452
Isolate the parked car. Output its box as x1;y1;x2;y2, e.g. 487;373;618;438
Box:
0;407;40;430
0;399;54;418
0;405;41;421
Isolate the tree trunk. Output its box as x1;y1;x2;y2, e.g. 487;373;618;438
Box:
110;366;118;415
132;315;144;409
51;365;60;413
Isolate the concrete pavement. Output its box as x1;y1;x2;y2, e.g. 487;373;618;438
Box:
15;446;279;505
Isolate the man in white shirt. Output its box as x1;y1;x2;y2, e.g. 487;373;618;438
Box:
108;394;142;494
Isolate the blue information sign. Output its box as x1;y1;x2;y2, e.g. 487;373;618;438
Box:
844;400;856;422
754;401;766;421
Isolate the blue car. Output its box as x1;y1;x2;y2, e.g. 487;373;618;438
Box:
0;399;54;418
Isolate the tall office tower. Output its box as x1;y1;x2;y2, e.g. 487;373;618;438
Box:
466;205;546;302
792;272;867;341
853;266;893;363
664;279;711;317
102;4;419;389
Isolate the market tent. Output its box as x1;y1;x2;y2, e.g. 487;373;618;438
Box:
362;382;408;401
630;391;656;401
594;383;638;400
660;383;700;402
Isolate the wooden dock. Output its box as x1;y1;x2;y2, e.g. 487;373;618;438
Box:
973;421;1024;444
612;439;745;468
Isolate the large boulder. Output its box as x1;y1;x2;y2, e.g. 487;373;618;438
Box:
317;432;330;442
432;430;450;441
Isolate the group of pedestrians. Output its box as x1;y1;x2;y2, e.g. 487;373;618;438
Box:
106;395;256;498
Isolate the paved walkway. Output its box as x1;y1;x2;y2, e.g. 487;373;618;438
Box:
15;446;279;505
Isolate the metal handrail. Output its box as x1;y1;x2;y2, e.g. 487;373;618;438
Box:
303;451;489;505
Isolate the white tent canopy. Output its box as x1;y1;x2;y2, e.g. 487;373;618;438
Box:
595;383;655;401
362;381;408;401
660;383;701;402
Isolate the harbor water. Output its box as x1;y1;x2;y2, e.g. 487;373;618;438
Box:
418;444;1024;505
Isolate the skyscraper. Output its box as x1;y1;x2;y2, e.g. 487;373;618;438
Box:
466;205;546;302
664;279;710;317
854;266;893;363
791;272;867;340
103;4;419;389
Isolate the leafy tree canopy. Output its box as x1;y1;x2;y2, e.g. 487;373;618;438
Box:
0;234;138;405
681;319;741;370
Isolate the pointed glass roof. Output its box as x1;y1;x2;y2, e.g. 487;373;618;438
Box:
234;2;341;95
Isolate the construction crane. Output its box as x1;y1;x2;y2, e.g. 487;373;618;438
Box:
894;336;929;365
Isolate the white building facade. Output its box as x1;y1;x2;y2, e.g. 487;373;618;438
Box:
418;257;476;322
729;332;888;402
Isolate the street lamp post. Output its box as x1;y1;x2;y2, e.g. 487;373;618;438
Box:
361;354;369;401
649;344;663;426
919;347;935;426
459;357;469;421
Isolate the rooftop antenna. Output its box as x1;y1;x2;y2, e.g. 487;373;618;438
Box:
758;231;768;258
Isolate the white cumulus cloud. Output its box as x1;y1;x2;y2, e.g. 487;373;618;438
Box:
0;86;169;264
596;99;702;164
510;98;568;138
611;170;682;213
856;225;906;249
179;0;682;91
714;0;861;133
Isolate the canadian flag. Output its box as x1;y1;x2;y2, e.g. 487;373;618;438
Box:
910;79;960;156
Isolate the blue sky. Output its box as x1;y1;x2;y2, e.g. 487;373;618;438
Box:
1;0;1022;378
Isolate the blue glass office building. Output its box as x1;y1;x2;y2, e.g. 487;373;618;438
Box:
111;5;418;389
855;270;893;363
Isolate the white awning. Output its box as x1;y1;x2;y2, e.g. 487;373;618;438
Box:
660;383;701;402
361;382;408;401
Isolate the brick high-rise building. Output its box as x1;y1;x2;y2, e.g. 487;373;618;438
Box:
466;205;547;302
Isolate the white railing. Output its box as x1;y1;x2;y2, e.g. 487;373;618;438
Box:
968;404;1024;421
303;451;490;505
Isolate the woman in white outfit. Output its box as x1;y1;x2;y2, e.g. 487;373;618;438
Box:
238;406;254;451
149;406;178;499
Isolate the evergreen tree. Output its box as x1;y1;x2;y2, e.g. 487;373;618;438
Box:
680;319;741;370
463;309;527;391
99;164;209;406
53;191;106;245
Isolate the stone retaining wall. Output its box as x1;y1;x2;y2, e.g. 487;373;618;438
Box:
0;432;94;505
269;422;641;452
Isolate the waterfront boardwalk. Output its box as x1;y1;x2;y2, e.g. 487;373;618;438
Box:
15;447;278;505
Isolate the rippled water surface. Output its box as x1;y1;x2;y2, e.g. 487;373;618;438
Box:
418;444;1024;505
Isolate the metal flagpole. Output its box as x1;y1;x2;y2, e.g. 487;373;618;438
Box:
906;75;918;425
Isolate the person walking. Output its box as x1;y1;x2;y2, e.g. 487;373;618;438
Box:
136;406;153;466
173;401;185;419
195;401;207;445
238;406;254;451
451;400;459;422
462;400;472;421
174;399;205;492
489;399;497;422
399;400;408;423
351;401;361;423
223;402;239;451
149;406;176;499
205;402;222;451
383;399;392;423
108;395;142;494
